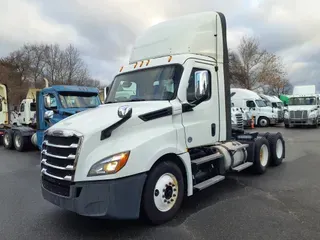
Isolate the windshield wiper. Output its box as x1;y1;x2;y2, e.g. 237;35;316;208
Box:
127;99;146;102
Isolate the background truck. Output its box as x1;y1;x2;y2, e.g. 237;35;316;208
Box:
0;81;101;151
231;88;278;127
40;11;286;225
259;94;284;123
284;85;320;128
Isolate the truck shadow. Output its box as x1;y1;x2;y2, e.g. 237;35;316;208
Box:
44;164;287;239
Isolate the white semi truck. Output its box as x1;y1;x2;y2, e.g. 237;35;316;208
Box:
231;88;278;127
259;94;284;123
284;85;320;128
40;11;286;225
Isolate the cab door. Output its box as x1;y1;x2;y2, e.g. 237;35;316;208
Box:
180;60;220;148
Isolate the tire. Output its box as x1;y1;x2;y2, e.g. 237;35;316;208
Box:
251;137;270;174
3;130;14;150
258;117;270;127
141;161;185;225
13;131;28;152
266;133;285;166
284;124;289;128
312;119;318;128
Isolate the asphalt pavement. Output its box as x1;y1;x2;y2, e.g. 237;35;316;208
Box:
1;126;320;240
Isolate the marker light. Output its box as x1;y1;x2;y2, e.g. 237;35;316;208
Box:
134;63;138;68
140;61;144;67
168;56;172;62
146;60;150;66
119;66;124;72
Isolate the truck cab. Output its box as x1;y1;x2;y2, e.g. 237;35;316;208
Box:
231;88;277;127
284;85;320;128
259;94;284;123
0;84;9;126
2;85;101;151
40;11;285;225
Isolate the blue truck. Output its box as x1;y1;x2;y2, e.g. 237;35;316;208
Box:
0;83;101;152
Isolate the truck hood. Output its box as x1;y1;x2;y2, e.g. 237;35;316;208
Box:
287;105;318;111
49;101;172;135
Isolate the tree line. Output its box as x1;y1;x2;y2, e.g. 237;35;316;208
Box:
0;43;102;106
229;36;292;95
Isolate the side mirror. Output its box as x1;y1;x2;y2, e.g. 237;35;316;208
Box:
44;95;51;109
103;86;110;103
194;70;209;100
44;110;54;120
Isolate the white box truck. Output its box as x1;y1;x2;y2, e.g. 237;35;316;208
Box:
40;11;286;225
284;85;320;128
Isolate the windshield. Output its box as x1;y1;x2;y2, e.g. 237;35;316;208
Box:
255;99;267;107
58;92;101;108
106;64;183;103
288;97;316;106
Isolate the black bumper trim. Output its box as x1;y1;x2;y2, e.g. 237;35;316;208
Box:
41;173;147;219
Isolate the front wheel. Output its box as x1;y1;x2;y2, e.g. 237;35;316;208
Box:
141;161;185;225
258;117;270;127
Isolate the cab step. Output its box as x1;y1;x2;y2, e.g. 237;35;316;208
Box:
192;152;223;165
193;175;225;191
232;162;253;172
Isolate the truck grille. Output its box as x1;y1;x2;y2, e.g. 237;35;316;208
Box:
40;130;82;197
235;113;244;129
289;110;308;119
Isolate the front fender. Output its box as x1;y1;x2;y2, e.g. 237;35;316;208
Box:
74;116;188;182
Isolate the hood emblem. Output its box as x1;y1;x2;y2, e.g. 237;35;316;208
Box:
118;105;133;119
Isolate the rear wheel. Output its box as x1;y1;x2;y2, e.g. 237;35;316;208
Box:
3;131;14;150
13;131;28;152
266;133;285;166
284;124;290;128
251;137;270;174
141;161;185;225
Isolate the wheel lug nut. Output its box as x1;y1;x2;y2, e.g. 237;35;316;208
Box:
173;194;176;197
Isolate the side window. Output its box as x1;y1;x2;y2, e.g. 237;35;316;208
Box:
187;68;211;103
246;100;255;108
0;98;2;112
20;103;25;112
30;103;36;112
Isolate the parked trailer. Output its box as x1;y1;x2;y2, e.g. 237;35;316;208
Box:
40;11;286;225
1;82;101;151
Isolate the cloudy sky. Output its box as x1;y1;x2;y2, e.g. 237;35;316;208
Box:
1;0;319;88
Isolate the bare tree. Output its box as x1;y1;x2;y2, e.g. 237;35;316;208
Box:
229;36;286;91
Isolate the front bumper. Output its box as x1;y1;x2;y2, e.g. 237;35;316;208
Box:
270;118;277;125
284;118;317;126
41;173;147;219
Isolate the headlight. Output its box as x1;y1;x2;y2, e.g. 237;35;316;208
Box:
309;112;316;118
272;114;277;118
284;112;289;118
87;151;130;176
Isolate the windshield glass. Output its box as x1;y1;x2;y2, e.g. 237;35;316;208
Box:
288;97;316;106
255;99;267;107
106;64;183;103
58;92;101;108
